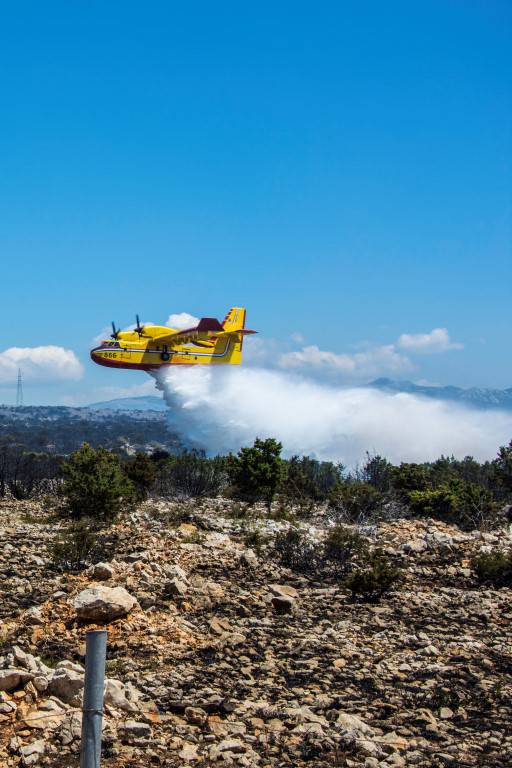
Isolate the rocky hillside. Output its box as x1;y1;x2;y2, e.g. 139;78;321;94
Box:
0;499;511;767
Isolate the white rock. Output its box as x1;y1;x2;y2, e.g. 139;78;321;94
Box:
73;586;138;622
336;711;375;737
0;668;34;692
24;607;44;626
87;562;114;580
104;678;139;713
20;739;45;766
119;719;152;739
165;577;188;596
48;665;84;706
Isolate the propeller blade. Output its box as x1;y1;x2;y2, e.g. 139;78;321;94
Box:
135;313;145;336
110;321;119;339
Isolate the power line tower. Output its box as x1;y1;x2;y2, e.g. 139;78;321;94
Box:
16;368;24;407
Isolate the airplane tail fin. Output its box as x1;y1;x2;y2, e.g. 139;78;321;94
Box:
216;308;256;365
222;307;246;332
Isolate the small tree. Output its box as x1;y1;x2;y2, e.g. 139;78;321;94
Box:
360;453;394;492
61;443;135;523
124;453;156;500
230;438;285;511
494;440;512;495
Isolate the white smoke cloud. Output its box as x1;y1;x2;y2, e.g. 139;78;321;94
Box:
153;366;511;466
0;346;84;383
397;328;463;353
166;312;200;330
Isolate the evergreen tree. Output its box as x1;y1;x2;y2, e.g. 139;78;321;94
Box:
230;438;285;511
62;443;135;523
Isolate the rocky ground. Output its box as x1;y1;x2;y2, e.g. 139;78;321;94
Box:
0;498;511;768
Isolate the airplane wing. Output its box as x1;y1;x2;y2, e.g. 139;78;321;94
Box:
153;317;256;346
153;318;223;345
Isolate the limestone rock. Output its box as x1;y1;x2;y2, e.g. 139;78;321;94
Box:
165;577;188;597
0;669;34;692
73;586;138;622
119;719;152;740
48;662;84;705
86;562;114;580
19;739;45;766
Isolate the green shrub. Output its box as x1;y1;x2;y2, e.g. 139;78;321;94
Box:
124;453;156;500
229;438;285;511
392;463;431;493
274;526;317;572
280;455;343;509
472;549;512;587
408;481;500;530
345;549;401;602
61;443;135;523
240;523;270;554
408;487;456;518
323;525;369;578
50;518;99;570
328;483;383;523
159;452;228;498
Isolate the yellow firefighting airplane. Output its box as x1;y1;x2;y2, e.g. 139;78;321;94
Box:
90;307;256;371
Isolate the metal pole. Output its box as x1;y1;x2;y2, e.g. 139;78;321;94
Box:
80;629;107;768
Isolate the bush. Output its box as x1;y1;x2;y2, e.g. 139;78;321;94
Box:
61;443;136;523
158;452;228;498
50;518;99;570
124;453;156;500
408;481;500;530
240;523;270;554
328;483;383;524
230;438;285;511
408;487;456;518
392;463;431;493
323;525;369;578
472;549;512;587
345;549;401;602
274;526;317;572
280;455;343;509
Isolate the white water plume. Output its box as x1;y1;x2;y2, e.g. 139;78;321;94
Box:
153;366;512;466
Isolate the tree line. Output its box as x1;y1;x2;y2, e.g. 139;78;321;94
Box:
2;435;511;530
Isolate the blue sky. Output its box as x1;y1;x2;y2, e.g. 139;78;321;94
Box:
0;1;510;405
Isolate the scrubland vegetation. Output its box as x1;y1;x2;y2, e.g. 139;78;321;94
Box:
1;429;510;593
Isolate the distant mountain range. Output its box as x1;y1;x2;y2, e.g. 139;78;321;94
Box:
370;378;512;411
87;395;167;412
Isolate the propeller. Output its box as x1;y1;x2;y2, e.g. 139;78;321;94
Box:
135;314;145;337
110;322;120;340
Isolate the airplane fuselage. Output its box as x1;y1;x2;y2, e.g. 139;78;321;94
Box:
90;328;242;371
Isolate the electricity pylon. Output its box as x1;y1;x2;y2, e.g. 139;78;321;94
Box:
16;368;24;407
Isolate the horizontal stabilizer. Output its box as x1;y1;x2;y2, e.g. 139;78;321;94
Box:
223;328;257;336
